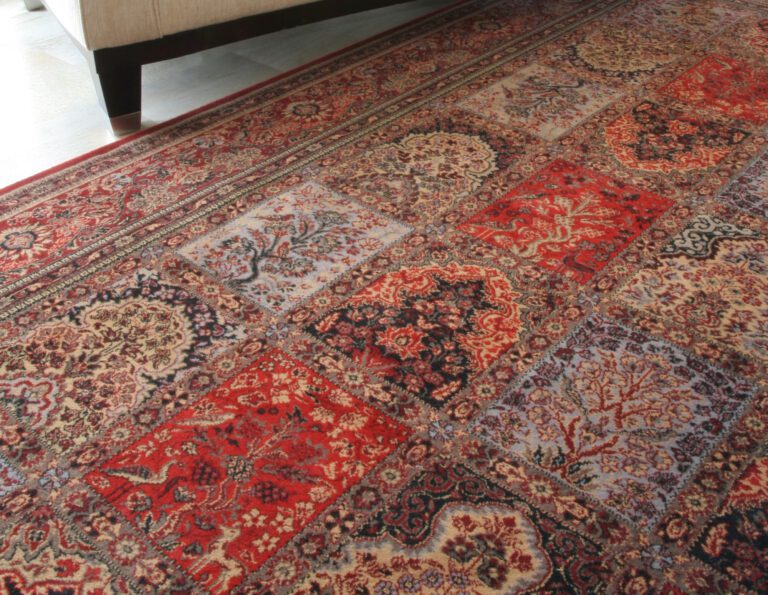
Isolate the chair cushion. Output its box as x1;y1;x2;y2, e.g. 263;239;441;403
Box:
43;0;319;50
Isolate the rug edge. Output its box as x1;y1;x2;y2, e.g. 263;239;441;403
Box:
0;0;468;196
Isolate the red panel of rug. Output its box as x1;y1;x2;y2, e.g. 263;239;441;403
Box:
458;159;673;282
86;349;406;592
0;0;767;592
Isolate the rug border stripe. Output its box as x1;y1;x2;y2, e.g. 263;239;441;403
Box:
0;0;468;196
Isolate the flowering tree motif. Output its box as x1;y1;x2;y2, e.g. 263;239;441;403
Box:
524;351;689;489
219;210;350;284
460;64;620;141
87;350;406;593
502;76;587;120
662;55;768;125
459;160;672;283
181;183;409;313
479;316;750;526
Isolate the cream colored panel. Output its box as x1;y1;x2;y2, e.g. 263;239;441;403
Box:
41;0;87;47
157;0;321;37
44;0;162;50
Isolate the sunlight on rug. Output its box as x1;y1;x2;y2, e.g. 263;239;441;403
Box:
0;0;767;592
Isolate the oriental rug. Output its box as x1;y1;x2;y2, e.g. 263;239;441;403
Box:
0;0;767;592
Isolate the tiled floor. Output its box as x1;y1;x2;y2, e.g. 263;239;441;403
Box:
0;0;451;189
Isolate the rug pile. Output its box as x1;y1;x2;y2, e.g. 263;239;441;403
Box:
0;0;767;591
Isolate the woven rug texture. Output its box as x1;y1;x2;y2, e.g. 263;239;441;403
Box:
0;0;767;592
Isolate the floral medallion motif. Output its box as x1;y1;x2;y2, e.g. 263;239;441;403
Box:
308;262;523;408
322;117;525;221
604;101;749;175
476;315;752;527
458;160;673;283
179;182;409;313
460;63;621;141
618;215;768;366
297;503;551;593
86;349;407;593
691;455;768;592
297;464;608;593
0;271;245;454
268;89;361;133
662;55;768;124
562;24;680;82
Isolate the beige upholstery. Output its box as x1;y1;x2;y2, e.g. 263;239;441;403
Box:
44;0;319;50
159;0;319;41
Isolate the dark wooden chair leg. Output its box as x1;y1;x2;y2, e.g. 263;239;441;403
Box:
74;0;414;135
88;53;142;135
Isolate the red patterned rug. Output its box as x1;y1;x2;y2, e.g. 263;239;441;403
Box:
1;0;767;592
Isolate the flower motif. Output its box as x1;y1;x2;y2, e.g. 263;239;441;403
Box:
443;535;478;563
376;325;428;361
477;556;509;589
38;467;70;490
109;535;146;565
428;420;455;441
